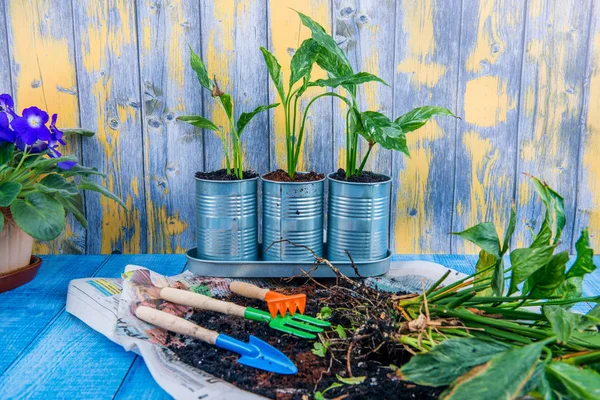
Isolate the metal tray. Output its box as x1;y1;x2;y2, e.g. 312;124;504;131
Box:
185;247;391;278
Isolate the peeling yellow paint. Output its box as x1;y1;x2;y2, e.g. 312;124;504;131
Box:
147;205;189;253
465;0;505;73
464;76;514;127
395;120;444;253
396;0;447;88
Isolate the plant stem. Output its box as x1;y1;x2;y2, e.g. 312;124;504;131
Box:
357;142;375;175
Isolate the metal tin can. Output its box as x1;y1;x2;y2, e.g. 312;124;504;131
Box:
195;176;258;261
261;174;325;261
327;173;391;261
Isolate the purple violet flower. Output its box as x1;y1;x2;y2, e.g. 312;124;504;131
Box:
49;113;65;145
0;112;15;142
11;106;51;145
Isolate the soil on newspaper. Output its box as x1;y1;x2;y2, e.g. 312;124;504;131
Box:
167;280;443;399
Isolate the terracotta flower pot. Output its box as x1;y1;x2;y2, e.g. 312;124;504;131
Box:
0;207;35;276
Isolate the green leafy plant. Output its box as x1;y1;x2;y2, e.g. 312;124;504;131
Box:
296;12;457;178
393;175;600;399
311;340;330;358
0;94;124;241
179;48;278;180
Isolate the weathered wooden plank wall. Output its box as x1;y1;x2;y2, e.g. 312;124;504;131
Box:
0;0;598;254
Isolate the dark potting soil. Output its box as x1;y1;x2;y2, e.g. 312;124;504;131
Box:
263;169;325;183
195;168;259;181
166;283;443;400
330;169;390;183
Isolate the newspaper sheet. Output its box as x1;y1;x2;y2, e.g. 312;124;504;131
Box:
66;261;465;399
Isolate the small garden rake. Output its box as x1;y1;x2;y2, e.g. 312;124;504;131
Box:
229;281;306;318
160;287;329;339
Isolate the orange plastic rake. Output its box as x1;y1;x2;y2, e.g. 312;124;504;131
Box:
229;281;306;318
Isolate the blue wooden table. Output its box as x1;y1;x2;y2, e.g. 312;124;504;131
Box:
1;254;599;399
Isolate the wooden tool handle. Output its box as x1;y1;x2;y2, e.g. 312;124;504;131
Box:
135;306;219;344
160;287;246;318
230;281;270;300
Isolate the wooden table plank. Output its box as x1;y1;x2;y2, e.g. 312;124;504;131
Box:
113;357;172;400
0;255;109;374
0;254;186;399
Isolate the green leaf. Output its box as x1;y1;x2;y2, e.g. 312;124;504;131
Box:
567;229;597;279
394;106;456;133
34;174;79;197
177;115;220;132
189;47;213;90
441;341;545;400
544;305;580;343
502;204;517;255
314;392;325;400
289;38;319;89
336;375;366;385
61;128;95;137
56;193;87;229
260;47;286;104
311;341;329;358
236;103;279;136
318;306;332;320
359;111;409;154
0;182;22;207
531;219;552;248
218;93;234;121
453;222;501;257
474;250;499;297
529;251;569;297
315;47;354;94
558;276;584;303
335;324;347;339
296;11;353;78
528;175;566;244
491;258;506;297
0;211;4;232
10;192;65;241
546;362;600;400
78;178;126;209
312;72;388;88
400;338;509;387
60;164;105;178
508;245;556;295
0;141;14;165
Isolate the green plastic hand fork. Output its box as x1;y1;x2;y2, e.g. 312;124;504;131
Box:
160;287;330;339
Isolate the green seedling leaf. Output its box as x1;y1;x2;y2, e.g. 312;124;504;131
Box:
190;285;212;297
312;72;388;88
0;142;14;165
544;305;580;343
61;128;95;137
502;204;517;255
237;103;279;136
78;178;126;209
296;11;353;79
474;250;498;297
529;251;569;297
60;164;105;178
400;338;509;387
453;222;501;257
335;325;347;339
394;106;456;133
508;245;555;295
177;115;220;132
56;194;87;229
218;93;234;121
336;375;366;385
314;392;325;400
289;38;319;89
312;341;329;358
546;362;600;400
10;192;65;241
567;229;597;279
0;182;22;207
528;175;566;244
359;111;408;154
318;306;332;320
441;341;545;400
260;47;286;103
34;174;79;197
189;47;213;90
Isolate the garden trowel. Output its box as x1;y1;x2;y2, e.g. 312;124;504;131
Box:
160;287;330;339
135;305;297;374
230;281;306;318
